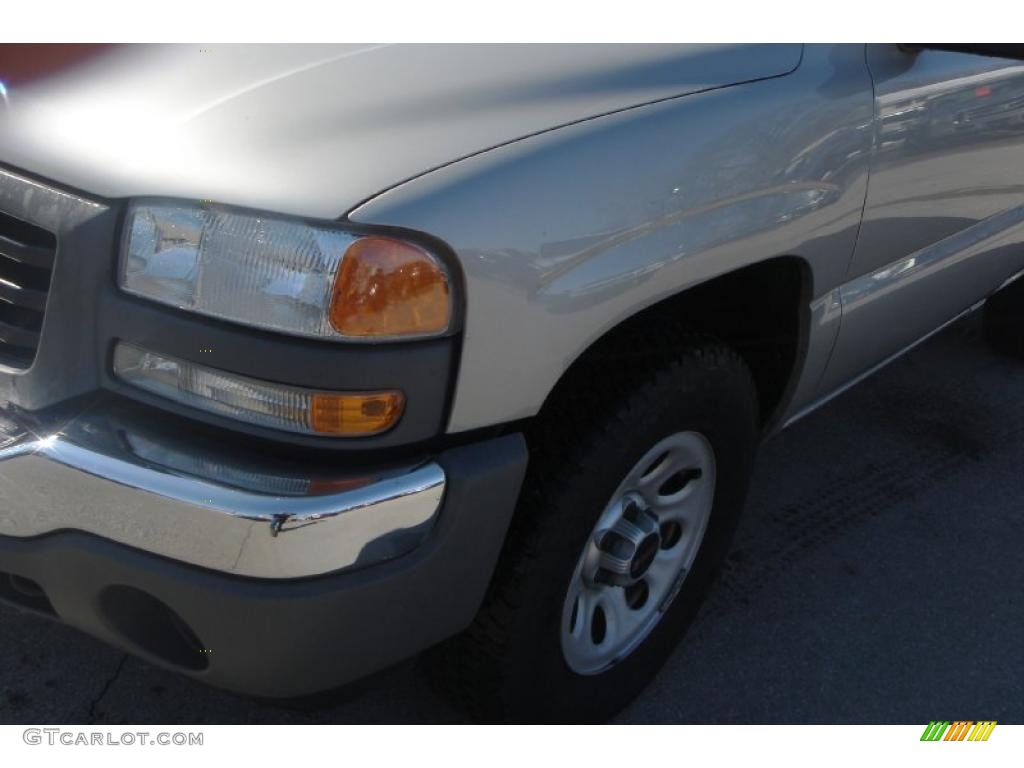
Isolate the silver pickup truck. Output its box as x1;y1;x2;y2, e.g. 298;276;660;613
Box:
1;43;1023;723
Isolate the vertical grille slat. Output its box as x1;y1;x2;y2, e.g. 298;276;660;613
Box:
0;210;56;369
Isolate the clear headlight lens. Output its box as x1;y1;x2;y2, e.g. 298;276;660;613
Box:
120;202;451;340
113;342;405;437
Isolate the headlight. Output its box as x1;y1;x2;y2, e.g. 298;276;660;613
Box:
119;202;451;340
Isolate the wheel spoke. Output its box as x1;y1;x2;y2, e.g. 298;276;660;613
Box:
644;551;681;595
608;588;648;648
652;473;713;523
646;480;697;516
635;450;677;491
636;449;685;489
637;450;708;514
579;591;597;641
594;591;623;649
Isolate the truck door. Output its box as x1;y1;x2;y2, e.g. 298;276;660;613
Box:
818;44;1024;394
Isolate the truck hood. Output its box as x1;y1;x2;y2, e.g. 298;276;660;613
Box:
0;44;801;218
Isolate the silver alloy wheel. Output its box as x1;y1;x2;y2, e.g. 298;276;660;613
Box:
560;431;717;675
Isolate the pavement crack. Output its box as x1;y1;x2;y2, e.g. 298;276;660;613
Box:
87;654;128;723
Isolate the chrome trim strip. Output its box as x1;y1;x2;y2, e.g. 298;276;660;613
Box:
782;299;984;429
0;404;446;579
784;255;1024;431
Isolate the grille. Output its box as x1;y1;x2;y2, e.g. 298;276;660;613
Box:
0;209;57;369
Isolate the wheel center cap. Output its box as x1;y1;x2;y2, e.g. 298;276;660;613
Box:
629;533;660;579
590;495;662;587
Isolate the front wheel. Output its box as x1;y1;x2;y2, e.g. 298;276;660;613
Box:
430;338;759;722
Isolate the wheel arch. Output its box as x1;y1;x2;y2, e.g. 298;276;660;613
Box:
534;256;813;433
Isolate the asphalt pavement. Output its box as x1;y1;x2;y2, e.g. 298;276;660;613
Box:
1;313;1021;724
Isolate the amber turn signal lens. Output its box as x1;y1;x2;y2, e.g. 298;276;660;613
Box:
309;391;405;436
330;236;450;338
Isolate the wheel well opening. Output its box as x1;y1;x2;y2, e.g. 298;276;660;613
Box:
538;257;809;429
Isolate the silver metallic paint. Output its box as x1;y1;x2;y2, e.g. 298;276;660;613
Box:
0;44;800;218
352;44;1024;432
351;44;875;431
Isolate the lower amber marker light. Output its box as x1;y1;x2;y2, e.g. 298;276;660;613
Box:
113;342;405;437
310;392;406;436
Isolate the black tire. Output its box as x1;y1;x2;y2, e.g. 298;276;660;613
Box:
984;278;1024;358
428;335;759;723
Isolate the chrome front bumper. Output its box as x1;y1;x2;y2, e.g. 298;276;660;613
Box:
0;398;446;579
